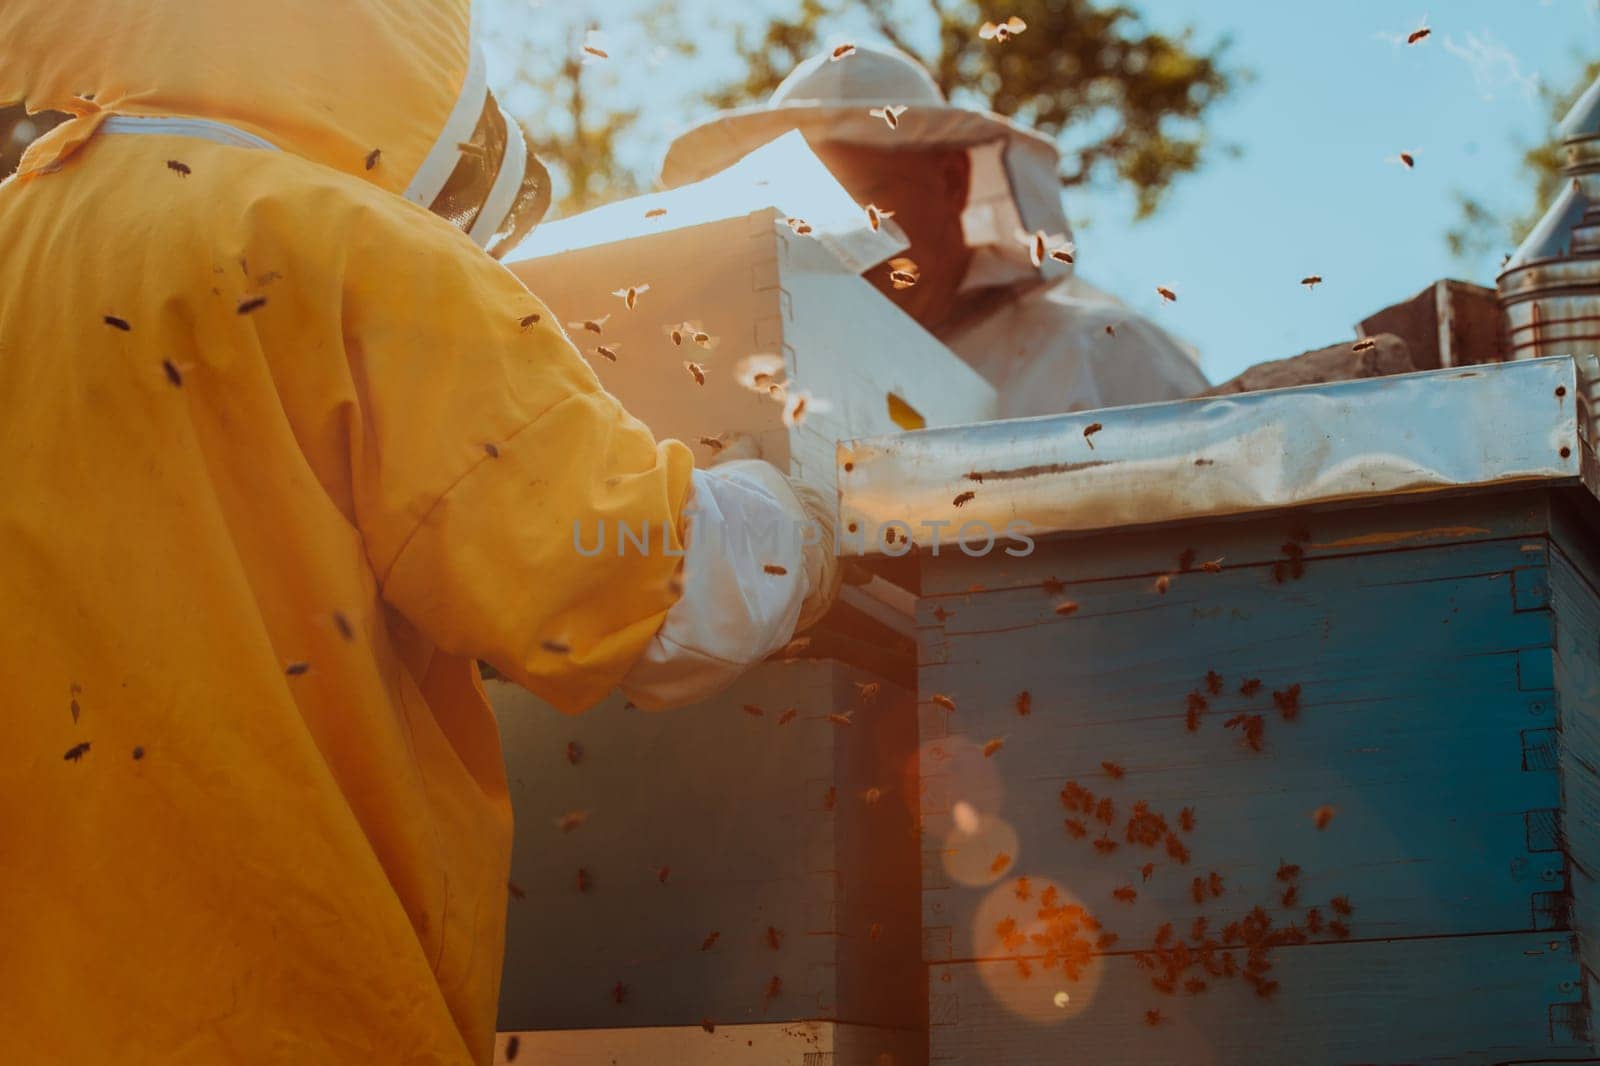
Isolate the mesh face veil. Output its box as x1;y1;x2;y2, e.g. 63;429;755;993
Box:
424;90;551;258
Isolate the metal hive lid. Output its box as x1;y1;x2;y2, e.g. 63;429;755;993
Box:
835;357;1593;555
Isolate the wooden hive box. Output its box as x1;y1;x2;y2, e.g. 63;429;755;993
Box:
505;159;996;494
488;662;926;1066
838;357;1600;1064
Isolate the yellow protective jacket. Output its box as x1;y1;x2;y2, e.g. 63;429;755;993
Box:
0;2;692;1062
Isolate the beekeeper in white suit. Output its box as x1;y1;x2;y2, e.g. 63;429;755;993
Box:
660;43;1209;417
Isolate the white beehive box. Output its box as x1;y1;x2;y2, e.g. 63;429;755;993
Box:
506;135;997;493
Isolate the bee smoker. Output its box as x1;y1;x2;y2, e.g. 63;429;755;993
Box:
1498;73;1600;362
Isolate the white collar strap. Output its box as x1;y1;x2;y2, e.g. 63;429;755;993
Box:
467;107;525;247
100;114;279;152
405;0;488;208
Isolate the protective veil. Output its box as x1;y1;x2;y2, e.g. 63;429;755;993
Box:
0;2;702;1062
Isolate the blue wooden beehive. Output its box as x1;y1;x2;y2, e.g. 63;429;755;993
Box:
839;356;1600;1065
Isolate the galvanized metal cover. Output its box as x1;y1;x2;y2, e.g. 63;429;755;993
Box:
836;356;1589;555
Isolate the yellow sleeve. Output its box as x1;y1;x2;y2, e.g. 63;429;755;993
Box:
338;200;693;713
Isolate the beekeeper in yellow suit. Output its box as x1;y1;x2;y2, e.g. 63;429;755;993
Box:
662;43;1211;417
0;2;839;1063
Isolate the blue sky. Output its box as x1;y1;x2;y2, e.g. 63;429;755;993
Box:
485;0;1598;383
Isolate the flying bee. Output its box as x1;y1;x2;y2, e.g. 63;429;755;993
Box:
364;148;381;171
1065;818;1087;839
593;344;620;362
1094;796;1115;824
518;312;541;329
569;314;611;334
697;434;726;453
1352;338;1378;353
237;296;268;315
583;44;609;60
990;852;1011;874
481;442;499;458
556;810;589;833
541;638;572;654
162;360;184;387
776;708;798;725
822;786;837;811
1328;919;1350;939
952;490;976;508
766;975;783;999
889;267;919;290
1330;895;1352;916
1406;21;1431;45
979;15;1027;41
1179;807;1196;833
869;921;884;941
1301;275;1323;290
855;681;880;703
1112;884;1137;903
1205;670;1223;695
1049;241;1076;264
735;352;787;391
1042;577;1067;595
1053;601;1079;617
1083;422;1103;448
830;42;856;61
865;203;895;231
785;216;814;236
1145;1008;1163;1026
611;283;650;309
1277;861;1300;882
644;207;667;219
762;563;787;576
656;865;671;884
1239;678;1262;696
1200;557;1224;572
743;704;765;717
1156;286;1178;303
1153;574;1172;595
1394;151;1416;169
508;881;526;900
1191;876;1205;904
783;387;827;428
1018;229;1048;267
983;737;1005;758
64;742;91;762
930;694;956;712
1141;862;1155;882
827;711;855;727
566;741;583;765
1094;834;1119;855
1312;805;1336;830
1305;907;1323;934
285;661;310;677
683;360;707;385
166;159;191;176
1015;691;1032;716
611;981;628;1005
868;104;908;130
1185;978;1207;995
1102;761;1125;779
1281;884;1299;907
701;931;720;950
767;926;784;950
1015;876;1032;900
1165;833;1190;864
1273;683;1302;719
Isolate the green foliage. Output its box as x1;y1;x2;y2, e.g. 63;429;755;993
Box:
1448;60;1600;265
706;0;1239;218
